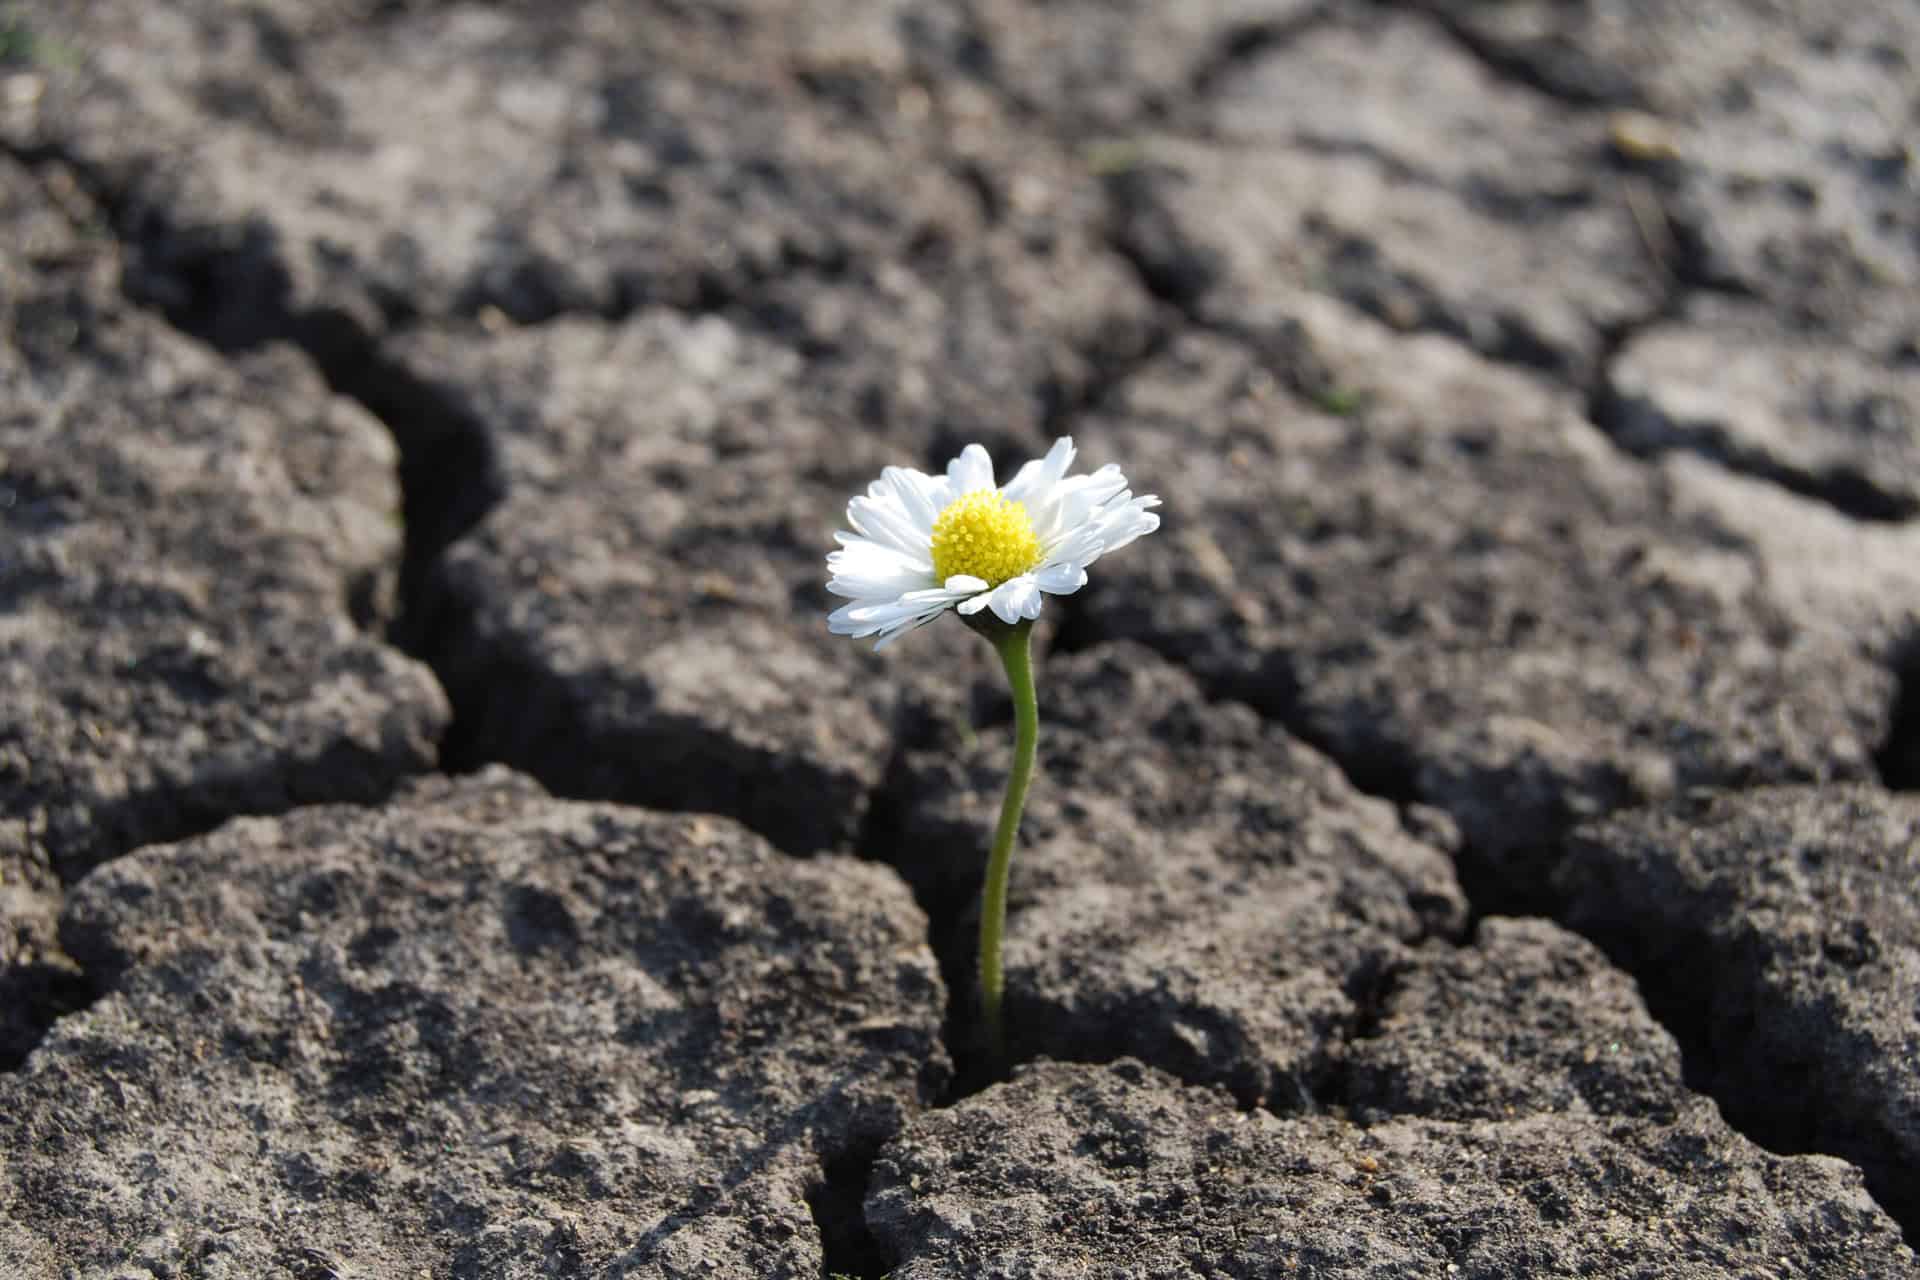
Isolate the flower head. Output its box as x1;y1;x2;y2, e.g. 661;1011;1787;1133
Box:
827;437;1160;648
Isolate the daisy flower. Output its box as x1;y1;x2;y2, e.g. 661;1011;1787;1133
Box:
826;437;1161;648
825;436;1160;1071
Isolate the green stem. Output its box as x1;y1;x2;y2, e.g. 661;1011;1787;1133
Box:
979;618;1038;1073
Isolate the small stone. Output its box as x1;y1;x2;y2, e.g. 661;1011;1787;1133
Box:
1608;110;1681;163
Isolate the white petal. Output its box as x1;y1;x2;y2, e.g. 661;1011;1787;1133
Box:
1052;466;1129;534
882;465;945;535
1029;467;1127;544
1000;460;1044;502
828;580;977;643
1043;522;1106;568
945;443;997;496
957;590;995;616
1035;561;1088;595
829;529;933;575
1091;495;1161;555
829;600;889;635
847;491;934;561
874;613;945;651
828;534;926;570
832;600;909;626
1001;436;1075;505
875;585;977;616
826;576;932;604
826;536;937;597
988;575;1044;624
943;574;989;593
872;600;958;647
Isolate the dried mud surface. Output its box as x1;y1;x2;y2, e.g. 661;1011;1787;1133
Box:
1;0;1916;1275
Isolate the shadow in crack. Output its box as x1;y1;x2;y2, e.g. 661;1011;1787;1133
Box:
613;1073;904;1275
1567;876;1919;1246
853;701;991;1105
61;176;510;669
1873;630;1920;791
0;959;96;1072
806;1140;894;1280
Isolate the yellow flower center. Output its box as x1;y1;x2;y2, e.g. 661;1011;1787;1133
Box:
929;490;1044;587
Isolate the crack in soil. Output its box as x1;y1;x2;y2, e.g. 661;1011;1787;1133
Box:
0;745;474;1072
3;142;507;650
1101;603;1918;1241
1100;95;1909;523
1390;0;1641;111
5;140;965;1254
1594;376;1920;524
46;172;929;853
1323;955;1413;1115
1101;168;1222;315
9;38;1916;1246
853;706;985;1106
1587;290;1920;526
806;1138;895;1280
1187;3;1341;105
856;635;1469;1119
0;961;94;1073
977;194;1920;1237
1579;196;1920;534
1101;158;1587;408
1873;628;1920;792
1;145;490;1070
1562;813;1920;1245
3;141;899;867
1040;303;1182;443
1056;597;1920;1239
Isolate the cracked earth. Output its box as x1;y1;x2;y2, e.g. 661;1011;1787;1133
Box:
2;1;1917;1277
